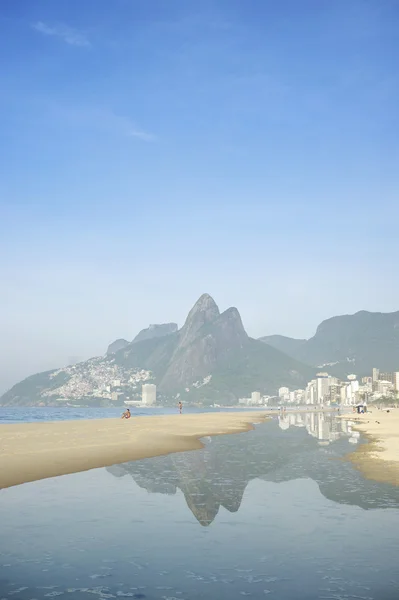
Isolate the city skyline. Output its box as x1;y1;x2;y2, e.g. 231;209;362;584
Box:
1;0;398;392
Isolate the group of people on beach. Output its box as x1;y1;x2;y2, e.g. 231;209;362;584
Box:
121;401;183;419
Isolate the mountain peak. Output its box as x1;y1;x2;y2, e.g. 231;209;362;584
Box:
192;293;219;313
214;307;248;345
178;294;220;348
133;323;178;344
106;338;129;355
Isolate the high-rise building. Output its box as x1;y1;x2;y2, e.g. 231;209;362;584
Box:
142;383;156;406
340;385;348;404
346;379;359;405
328;384;341;404
379;372;393;383
372;368;380;383
251;391;261;404
394;372;399;392
316;373;329;404
377;380;393;395
278;387;289;398
305;380;316;404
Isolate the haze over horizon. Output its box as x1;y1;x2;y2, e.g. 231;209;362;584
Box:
1;0;398;393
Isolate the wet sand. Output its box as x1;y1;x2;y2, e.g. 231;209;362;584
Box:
0;411;267;489
342;409;399;486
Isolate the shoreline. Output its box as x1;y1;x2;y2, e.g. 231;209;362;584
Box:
0;412;268;489
341;410;399;486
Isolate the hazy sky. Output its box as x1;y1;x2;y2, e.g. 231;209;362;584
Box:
1;0;398;393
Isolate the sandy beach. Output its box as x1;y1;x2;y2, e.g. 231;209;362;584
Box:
0;411;267;489
342;409;399;486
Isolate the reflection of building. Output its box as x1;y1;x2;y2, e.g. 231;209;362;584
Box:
142;383;156;405
278;417;290;430
278;411;346;444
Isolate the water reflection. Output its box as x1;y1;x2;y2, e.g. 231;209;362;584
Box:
107;414;399;525
278;411;361;444
2;413;399;600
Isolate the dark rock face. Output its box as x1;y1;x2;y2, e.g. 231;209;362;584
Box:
160;299;249;391
106;338;129;355
133;323;178;344
177;294;220;349
260;310;399;377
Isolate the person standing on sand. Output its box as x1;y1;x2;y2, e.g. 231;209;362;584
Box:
178;401;183;414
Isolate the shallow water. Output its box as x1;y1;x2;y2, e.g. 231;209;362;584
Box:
1;413;399;599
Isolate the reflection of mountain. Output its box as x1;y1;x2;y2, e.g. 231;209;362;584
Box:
107;424;314;525
107;417;399;525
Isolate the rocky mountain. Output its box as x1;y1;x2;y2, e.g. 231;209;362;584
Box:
258;335;306;357
0;294;313;406
132;322;178;344
260;310;399;377
110;293;313;401
106;338;129;355
107;324;178;355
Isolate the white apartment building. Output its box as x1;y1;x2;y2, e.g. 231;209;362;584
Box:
394;372;399;392
345;379;359;405
251;391;261;404
305;380;316;404
316;373;330;404
142;383;157;406
376;380;394;396
372;368;380;383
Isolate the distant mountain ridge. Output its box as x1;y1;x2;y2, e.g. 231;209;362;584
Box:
107;324;178;355
106;338;129;355
258;335;306;357
260;310;399;377
0;294;313;406
133;322;178;344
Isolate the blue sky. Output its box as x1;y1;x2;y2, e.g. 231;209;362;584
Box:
0;0;398;391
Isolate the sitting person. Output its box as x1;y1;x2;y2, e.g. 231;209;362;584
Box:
121;408;131;419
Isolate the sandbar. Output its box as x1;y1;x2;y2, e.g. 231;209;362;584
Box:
0;411;267;489
341;409;399;486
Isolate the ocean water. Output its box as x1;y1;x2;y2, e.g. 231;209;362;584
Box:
0;406;266;424
1;413;399;599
